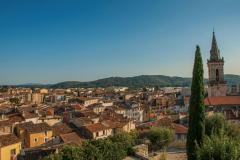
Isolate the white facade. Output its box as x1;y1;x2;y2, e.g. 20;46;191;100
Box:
125;103;144;122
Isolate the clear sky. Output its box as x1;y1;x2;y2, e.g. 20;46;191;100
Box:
1;0;240;85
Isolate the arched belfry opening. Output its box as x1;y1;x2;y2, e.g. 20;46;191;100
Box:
216;69;219;82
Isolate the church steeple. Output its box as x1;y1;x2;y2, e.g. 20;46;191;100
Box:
207;31;227;97
210;31;221;61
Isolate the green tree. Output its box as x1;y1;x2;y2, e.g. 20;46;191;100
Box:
0;86;8;93
147;127;175;150
42;132;137;160
9;97;20;105
110;131;137;155
42;154;62;160
93;138;127;160
226;122;240;139
187;46;205;160
61;145;84;160
142;87;147;92
205;113;227;136
81;141;100;160
154;86;159;91
205;113;240;139
196;135;240;160
42;146;83;160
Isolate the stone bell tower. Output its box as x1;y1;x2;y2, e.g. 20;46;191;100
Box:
207;31;227;97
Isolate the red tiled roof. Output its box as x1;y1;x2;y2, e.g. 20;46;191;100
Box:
17;122;52;133
78;97;98;101
23;112;39;119
204;96;240;106
154;117;173;127
101;120;127;129
0;134;21;147
53;123;74;136
0;115;24;127
8;114;25;123
60;132;84;145
84;123;110;133
172;123;188;134
0;120;12;127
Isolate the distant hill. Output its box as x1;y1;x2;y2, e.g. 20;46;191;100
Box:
50;75;192;88
18;83;52;88
224;74;240;86
47;74;240;88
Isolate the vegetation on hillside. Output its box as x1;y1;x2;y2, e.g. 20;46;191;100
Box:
205;113;227;136
42;132;137;160
0;86;8;92
147;127;175;151
30;74;240;88
196;114;240;160
13;74;240;89
50;75;193;88
196;135;240;160
9;97;20;105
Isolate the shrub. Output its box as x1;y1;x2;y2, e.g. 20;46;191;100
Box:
147;127;175;150
205;113;227;136
196;135;240;160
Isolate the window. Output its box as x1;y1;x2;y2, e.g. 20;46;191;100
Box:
96;132;99;137
44;131;48;136
10;149;16;156
34;138;38;142
216;69;219;81
44;137;48;142
103;130;105;135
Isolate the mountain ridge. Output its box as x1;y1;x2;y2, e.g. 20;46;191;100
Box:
16;74;240;88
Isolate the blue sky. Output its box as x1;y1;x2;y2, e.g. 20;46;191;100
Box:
1;0;240;84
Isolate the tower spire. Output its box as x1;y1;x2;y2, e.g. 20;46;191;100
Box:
207;30;227;97
210;31;220;60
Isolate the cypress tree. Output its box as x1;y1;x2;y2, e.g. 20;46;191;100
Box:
187;45;205;160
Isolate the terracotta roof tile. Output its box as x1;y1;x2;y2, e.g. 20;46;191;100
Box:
8;114;25;123
53;123;74;136
17;122;52;133
84;123;110;133
204;96;240;106
23;112;39;119
60;132;84;145
71;117;93;127
0;134;21;147
172;123;188;134
101;120;127;129
154;117;173;127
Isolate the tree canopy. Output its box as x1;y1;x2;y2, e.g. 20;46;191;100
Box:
187;46;205;160
147;127;175;151
9;97;20;105
42;132;137;160
196;135;240;160
205;113;227;136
